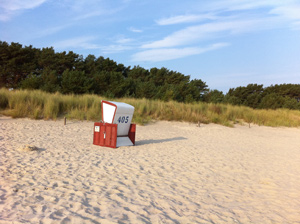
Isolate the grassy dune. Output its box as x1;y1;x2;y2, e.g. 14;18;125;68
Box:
1;88;300;127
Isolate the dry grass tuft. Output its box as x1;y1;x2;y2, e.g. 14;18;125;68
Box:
1;88;300;127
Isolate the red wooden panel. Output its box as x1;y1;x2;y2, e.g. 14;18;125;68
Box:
99;123;105;146
128;123;136;145
93;122;102;146
94;122;129;148
111;125;117;148
105;125;112;146
101;123;117;148
93;122;116;147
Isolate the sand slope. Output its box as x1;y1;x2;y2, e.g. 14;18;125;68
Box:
1;116;300;223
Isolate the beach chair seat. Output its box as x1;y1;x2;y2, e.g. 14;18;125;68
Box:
93;100;136;148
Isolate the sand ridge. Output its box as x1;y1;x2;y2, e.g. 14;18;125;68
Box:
1;116;300;223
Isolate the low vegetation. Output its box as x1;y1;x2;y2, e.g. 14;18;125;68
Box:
2;41;299;111
1;88;300;127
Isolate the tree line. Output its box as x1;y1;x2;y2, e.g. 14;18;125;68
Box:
0;41;208;102
0;41;299;109
221;84;300;110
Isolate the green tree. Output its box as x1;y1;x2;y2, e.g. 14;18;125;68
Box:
91;71;109;95
0;42;38;88
225;84;263;108
264;84;300;101
282;97;300;110
204;90;225;103
20;73;42;90
127;66;150;81
136;81;156;99
84;54;97;75
61;70;92;94
105;71;127;98
40;68;60;93
259;93;285;109
37;47;57;71
188;79;209;101
0;40;216;103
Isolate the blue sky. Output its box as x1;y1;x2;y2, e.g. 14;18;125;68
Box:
1;0;300;93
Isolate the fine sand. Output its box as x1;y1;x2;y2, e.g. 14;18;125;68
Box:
1;116;300;224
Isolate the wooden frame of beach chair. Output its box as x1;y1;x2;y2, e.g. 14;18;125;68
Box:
93;100;136;148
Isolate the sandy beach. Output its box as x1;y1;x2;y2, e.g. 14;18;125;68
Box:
1;116;300;224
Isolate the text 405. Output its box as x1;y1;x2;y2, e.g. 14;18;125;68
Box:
117;116;129;123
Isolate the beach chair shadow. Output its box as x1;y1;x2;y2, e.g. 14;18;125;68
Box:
37;147;47;152
135;137;187;146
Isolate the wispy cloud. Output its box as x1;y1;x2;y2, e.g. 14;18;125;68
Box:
201;0;300;28
62;0;103;12
52;37;135;54
52;34;136;54
204;0;284;12
135;0;300;63
73;11;105;20
142;20;259;49
132;43;229;62
72;7;122;21
0;0;47;11
59;0;123;21
52;36;100;50
271;4;300;20
269;4;300;29
101;36;136;53
156;14;217;25
0;0;47;21
115;37;134;44
101;45;133;54
128;27;143;33
35;25;70;38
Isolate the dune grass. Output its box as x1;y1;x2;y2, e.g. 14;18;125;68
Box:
1;88;300;127
0;89;103;121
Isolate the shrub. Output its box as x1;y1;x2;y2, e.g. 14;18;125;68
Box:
0;93;8;109
1;88;300;127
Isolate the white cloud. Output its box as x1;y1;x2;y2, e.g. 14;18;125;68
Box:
96;35;135;53
142;1;296;51
269;4;300;29
0;0;47;21
52;36;100;50
35;25;69;38
60;0;122;21
132;43;229;62
204;0;285;12
272;5;300;20
73;11;105;20
128;27;143;33
142;20;259;49
72;7;121;21
0;11;12;21
183;1;299;30
53;36;135;54
156;14;217;25
0;0;47;11
62;0;104;12
115;37;134;44
101;45;132;54
101;36;136;53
